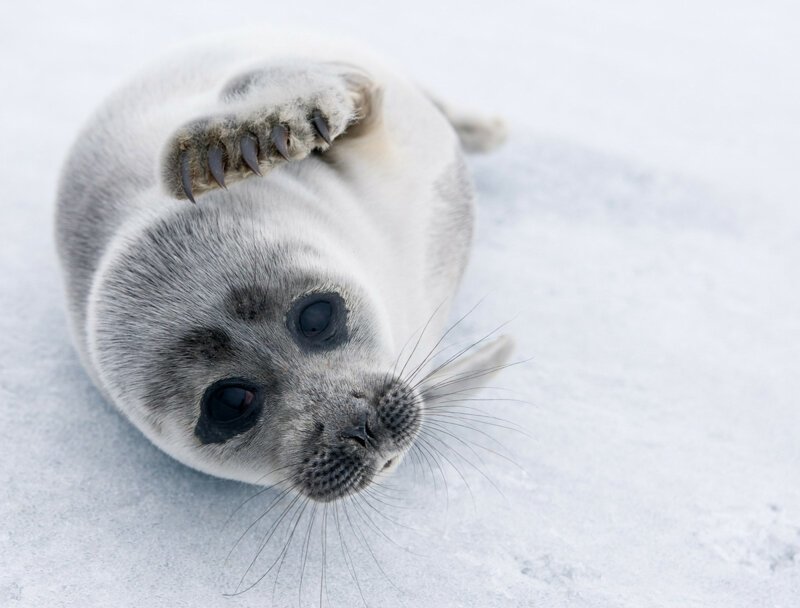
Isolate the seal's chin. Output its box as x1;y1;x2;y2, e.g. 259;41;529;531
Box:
293;376;422;502
295;445;412;502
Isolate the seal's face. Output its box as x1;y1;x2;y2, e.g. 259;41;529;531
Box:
91;204;423;501
189;286;422;501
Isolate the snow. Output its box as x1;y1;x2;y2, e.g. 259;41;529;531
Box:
1;1;799;606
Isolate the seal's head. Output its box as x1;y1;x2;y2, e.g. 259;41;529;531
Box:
89;200;511;501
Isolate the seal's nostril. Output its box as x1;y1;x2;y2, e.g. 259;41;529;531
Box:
382;458;393;470
341;424;370;449
364;418;378;442
343;433;367;448
341;411;379;449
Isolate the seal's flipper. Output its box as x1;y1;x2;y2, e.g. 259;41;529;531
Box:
160;62;380;202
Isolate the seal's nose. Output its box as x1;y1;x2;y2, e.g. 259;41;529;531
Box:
340;412;377;449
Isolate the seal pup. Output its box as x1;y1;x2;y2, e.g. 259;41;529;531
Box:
55;30;513;501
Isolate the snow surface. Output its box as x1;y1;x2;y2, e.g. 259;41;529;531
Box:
1;1;799;606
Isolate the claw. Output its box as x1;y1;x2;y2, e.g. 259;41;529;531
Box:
240;133;261;175
207;143;226;189
311;110;331;144
179;151;195;204
271;124;290;161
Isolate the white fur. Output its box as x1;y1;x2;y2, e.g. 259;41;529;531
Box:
56;29;511;487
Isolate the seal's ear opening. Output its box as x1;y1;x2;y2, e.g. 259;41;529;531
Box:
419;335;515;400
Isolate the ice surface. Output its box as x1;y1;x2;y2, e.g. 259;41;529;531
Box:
1;1;799;606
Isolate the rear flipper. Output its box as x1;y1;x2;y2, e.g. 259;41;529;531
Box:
432;98;508;153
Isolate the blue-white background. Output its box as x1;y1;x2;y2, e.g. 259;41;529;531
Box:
1;1;798;606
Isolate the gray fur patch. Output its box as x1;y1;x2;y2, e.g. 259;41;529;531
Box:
226;285;275;322
177;327;234;361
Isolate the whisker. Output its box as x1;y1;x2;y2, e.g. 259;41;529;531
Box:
423;408;529;435
427;395;531;405
411;317;514;391
341;497;403;593
224;482;295;565
384;325;416;393
225;492;303;596
396;299;447;381
349;494;421;554
363;486;412;510
384;297;448;394
425;402;528;424
297;503;319;606
319;504;330;608
335;502;368;608
419;356;532;395
269;497;311;602
422;419;525;471
222;463;297;529
416;434;475;511
420;431;506;501
356;491;419;532
413;439;449;508
404;298;487;385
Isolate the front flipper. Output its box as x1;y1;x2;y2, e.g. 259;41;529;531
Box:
160;65;377;202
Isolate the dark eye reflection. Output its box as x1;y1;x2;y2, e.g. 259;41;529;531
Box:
299;300;332;337
288;292;347;348
195;379;262;444
209;385;256;422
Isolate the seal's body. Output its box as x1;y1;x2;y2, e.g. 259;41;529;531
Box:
56;31;511;500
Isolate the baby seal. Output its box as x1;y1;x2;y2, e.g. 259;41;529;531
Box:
55;31;513;501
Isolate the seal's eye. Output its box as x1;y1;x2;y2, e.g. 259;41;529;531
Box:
299;300;332;337
288;292;348;349
195;379;262;444
207;385;257;423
